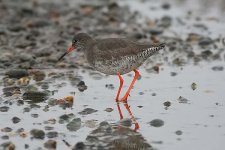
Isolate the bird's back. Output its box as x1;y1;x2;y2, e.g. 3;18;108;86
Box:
86;38;165;75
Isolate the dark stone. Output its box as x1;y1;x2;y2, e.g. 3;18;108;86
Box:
73;142;85;150
1;127;12;132
198;37;213;46
44;140;57;149
66;118;81;132
178;96;189;103
212;66;224;71
78;108;97;115
0;106;9;112
77;81;87;92
30;129;45;139
12;117;21;124
175;130;182;135
5;69;28;78
161;3;171;10
31;114;39;118
23;91;49;103
0;142;15;150
46;131;58;138
3;86;20;97
163;101;171;107
1;135;9;140
149;28;163;35
149;119;164;127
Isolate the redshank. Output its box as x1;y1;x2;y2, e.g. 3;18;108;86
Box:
58;33;165;102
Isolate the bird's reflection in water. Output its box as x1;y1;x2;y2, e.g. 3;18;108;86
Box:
117;102;140;131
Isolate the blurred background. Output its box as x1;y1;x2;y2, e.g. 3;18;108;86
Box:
0;0;225;150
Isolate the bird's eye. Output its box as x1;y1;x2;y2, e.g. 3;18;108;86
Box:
73;39;77;43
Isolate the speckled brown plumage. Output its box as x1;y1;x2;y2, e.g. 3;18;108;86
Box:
72;33;165;75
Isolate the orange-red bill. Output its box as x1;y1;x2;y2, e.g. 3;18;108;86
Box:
58;46;75;61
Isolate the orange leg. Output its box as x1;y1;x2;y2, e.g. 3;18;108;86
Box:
124;103;140;131
115;73;124;102
120;69;139;102
117;103;123;120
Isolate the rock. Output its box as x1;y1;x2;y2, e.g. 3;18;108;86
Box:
1;127;13;132
12;116;21;124
44;126;54;131
30;129;45;139
178;96;189;103
30;70;46;81
191;83;197;90
31;114;39;118
159;16;172;28
46;131;58;138
105;84;114;90
59;113;75;124
85;120;97;128
170;72;177;76
0;106;9;112
175;130;182;135
161;3;171;10
78;108;98;115
149;28;163;35
1;135;9;140
212;66;224;71
77;81;87;92
73;142;85;150
104;108;113;112
66;118;81;131
3;86;21;97
44;140;57;149
198;37;213;46
23;91;49;103
149;119;164;127
0;142;15;150
5;69;28;79
163;101;171;107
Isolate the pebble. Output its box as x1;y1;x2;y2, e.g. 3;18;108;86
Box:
212;66;224;71
73;142;85;150
1;135;9;140
31;114;39;118
44;140;57;149
178;96;189;104
66;118;81;131
104;108;113;112
0;142;15;150
22;91;49;103
1;127;13;132
163;101;171;107
77;81;88;92
44;126;54;131
191;83;197;90
46;131;58;138
105;84;114;90
78;108;98;115
5;69;28;79
149;119;164;127
175;130;183;135
12;117;21;124
30;129;45;139
0;106;9;112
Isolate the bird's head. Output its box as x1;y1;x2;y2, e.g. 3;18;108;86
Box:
58;33;92;61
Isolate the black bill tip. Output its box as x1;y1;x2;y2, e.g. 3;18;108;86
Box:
58;51;69;62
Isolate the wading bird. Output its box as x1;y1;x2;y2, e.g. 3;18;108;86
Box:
58;33;165;102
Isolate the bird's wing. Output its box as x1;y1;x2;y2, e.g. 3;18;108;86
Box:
95;38;164;59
